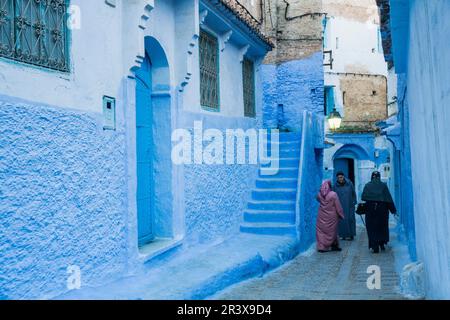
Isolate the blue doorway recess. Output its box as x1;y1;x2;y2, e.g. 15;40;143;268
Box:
334;158;355;185
136;53;155;246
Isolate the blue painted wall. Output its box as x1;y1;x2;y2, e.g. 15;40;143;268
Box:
329;134;375;160
0;96;129;299
297;112;324;251
394;73;416;261
385;0;450;298
260;51;325;250
178;111;260;244
261;52;325;131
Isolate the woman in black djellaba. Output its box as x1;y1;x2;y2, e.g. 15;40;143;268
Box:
361;171;397;253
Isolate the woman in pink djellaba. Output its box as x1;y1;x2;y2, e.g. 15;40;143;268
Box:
316;180;345;253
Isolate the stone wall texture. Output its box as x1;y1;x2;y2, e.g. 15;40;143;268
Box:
263;0;324;64
262;52;325;131
339;75;387;129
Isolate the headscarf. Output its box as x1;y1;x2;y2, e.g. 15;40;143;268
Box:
371;171;381;180
320;180;332;198
335;171;345;177
361;171;394;203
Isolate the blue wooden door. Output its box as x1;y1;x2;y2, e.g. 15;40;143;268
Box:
334;158;349;180
136;54;154;246
334;158;355;185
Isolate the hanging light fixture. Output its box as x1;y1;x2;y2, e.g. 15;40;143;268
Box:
327;108;342;130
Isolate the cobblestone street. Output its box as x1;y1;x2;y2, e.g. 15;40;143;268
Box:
214;226;406;300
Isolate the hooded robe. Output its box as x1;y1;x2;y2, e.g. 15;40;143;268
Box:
361;175;397;251
333;178;357;238
316;180;345;251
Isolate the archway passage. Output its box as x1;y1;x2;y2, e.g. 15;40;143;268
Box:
136;53;155;246
333;143;370;161
331;143;373;196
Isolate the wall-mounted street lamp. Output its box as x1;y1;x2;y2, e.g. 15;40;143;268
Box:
327;108;342;130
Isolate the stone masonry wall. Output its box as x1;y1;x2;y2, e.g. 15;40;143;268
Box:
340;75;387;129
263;0;324;64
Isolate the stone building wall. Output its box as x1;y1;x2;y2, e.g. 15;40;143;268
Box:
339;75;387;129
323;0;388;131
263;0;324;64
260;0;325;130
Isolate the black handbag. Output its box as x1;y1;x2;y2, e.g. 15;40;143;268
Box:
356;203;366;215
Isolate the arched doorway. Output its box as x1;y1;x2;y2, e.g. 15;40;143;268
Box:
332;143;372;196
135;37;172;248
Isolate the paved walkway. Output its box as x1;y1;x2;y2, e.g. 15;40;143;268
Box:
57;233;299;300
213;227;406;300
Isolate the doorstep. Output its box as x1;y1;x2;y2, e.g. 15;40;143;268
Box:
138;237;183;264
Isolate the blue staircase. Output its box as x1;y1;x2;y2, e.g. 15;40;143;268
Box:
240;132;302;236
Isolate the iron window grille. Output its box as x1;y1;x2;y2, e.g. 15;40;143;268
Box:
242;57;255;117
199;29;219;110
0;0;69;72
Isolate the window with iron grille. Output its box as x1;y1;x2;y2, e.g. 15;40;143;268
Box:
199;29;219;110
242;57;255;117
0;0;69;72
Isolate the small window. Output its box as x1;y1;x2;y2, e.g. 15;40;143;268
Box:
242;57;255;117
324;86;335;115
199;29;220;111
0;0;70;72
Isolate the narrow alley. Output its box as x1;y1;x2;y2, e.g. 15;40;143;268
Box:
214;225;406;300
1;0;449;302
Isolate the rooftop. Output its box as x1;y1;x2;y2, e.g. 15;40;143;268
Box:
208;0;274;48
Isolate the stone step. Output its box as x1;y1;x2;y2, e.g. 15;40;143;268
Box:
251;188;297;201
243;209;296;224
266;132;302;142
260;158;299;168
247;200;296;211
260;140;301;148
240;222;297;236
255;178;298;189
262;148;301;159
259;167;298;178
279;148;301;157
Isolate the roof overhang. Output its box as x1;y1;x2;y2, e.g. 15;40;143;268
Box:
200;0;274;57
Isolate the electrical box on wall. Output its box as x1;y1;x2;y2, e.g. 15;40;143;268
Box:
103;96;116;130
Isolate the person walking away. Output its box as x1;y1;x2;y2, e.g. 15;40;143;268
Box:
361;171;397;253
316;180;345;253
333;171;357;241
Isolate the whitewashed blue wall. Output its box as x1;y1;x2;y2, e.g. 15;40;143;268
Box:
0;0;271;299
388;0;450;299
406;0;450;299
